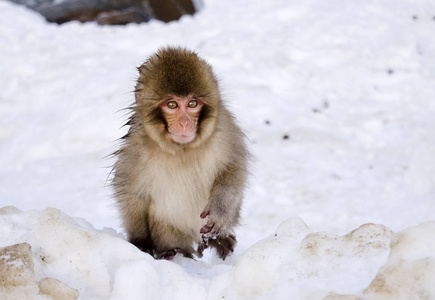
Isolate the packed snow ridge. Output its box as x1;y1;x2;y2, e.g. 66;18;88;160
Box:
1;207;435;299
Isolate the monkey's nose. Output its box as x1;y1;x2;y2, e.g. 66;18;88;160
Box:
178;116;190;129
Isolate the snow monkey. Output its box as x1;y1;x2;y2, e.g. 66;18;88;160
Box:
112;47;249;260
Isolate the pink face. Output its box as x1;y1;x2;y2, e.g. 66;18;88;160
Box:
161;97;203;144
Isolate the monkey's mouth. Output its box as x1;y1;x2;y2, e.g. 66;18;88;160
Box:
169;133;195;144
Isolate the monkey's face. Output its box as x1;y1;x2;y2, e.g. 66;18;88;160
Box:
134;47;220;151
161;97;203;144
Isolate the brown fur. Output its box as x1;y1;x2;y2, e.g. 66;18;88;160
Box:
112;47;249;259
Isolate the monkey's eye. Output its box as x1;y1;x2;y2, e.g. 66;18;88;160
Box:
188;100;198;108
166;101;178;109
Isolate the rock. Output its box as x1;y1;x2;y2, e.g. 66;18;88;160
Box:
39;277;79;300
148;0;195;23
7;0;197;25
0;243;37;288
0;242;80;300
96;7;150;25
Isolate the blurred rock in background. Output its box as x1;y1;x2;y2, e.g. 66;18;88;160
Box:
7;0;199;25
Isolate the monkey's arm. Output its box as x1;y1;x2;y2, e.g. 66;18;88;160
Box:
200;163;246;238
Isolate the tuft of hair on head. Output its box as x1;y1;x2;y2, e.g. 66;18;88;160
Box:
135;46;220;104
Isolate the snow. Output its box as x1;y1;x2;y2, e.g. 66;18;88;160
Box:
0;0;435;299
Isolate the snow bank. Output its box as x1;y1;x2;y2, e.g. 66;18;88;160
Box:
233;218;393;299
363;221;435;300
1;207;434;299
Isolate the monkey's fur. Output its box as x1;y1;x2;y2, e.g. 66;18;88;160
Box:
112;47;249;259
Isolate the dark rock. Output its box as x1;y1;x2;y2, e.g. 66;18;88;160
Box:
7;0;197;25
149;0;195;23
96;7;151;25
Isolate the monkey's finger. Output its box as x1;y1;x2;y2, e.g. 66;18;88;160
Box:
200;205;211;219
210;227;220;236
202;229;221;240
197;242;208;257
200;222;214;234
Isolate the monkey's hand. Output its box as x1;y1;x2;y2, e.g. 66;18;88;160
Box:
200;206;225;239
199;204;238;260
200;219;218;239
199;209;217;238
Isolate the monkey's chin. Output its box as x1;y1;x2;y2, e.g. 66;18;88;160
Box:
170;133;195;144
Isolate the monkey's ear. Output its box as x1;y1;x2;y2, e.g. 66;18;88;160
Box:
135;82;144;103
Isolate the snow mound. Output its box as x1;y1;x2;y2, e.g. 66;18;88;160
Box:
233;219;393;299
363;221;435;300
3;207;433;299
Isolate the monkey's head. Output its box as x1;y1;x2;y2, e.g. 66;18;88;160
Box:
134;47;221;152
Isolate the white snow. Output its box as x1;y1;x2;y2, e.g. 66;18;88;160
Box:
1;0;435;299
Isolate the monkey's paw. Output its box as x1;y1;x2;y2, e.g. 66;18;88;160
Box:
200;208;225;240
200;220;220;240
154;248;180;260
208;234;237;260
154;248;195;260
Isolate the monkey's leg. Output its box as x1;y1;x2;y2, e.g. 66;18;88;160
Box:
118;194;153;254
129;234;152;255
148;218;196;260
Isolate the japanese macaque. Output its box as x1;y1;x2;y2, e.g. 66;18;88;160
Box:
112;47;249;260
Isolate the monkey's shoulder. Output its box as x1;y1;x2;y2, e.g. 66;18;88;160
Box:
214;109;248;159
